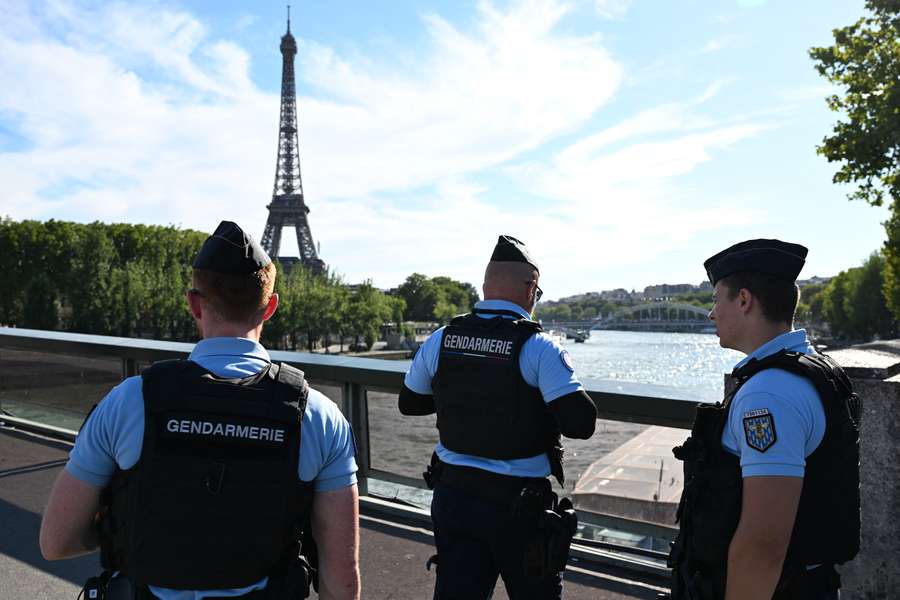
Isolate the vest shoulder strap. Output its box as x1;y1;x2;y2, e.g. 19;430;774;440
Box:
733;350;855;405
456;309;544;333
140;358;190;380
270;362;310;413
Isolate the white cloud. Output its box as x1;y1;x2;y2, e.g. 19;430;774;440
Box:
701;35;741;54
0;0;775;296
594;0;631;19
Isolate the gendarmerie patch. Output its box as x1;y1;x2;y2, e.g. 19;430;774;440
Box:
162;414;288;447
743;408;777;453
441;332;516;362
560;349;575;372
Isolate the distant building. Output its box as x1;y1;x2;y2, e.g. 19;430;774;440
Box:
600;288;630;302
798;276;832;287
643;283;694;300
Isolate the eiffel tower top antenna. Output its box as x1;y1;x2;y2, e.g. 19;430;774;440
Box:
260;8;326;274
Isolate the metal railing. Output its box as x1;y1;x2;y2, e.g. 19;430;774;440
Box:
0;327;695;585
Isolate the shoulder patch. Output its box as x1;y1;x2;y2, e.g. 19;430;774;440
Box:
743;410;777;453
560;349;575;373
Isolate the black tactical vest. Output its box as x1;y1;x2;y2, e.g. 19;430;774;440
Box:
432;309;557;462
669;350;861;599
100;359;314;590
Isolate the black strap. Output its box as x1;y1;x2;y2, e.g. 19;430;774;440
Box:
433;459;548;505
472;307;530;319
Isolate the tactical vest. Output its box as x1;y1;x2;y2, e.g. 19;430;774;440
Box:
669;350;861;599
432;309;558;463
99;360;314;591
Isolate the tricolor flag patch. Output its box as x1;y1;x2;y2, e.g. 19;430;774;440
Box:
743;408;777;453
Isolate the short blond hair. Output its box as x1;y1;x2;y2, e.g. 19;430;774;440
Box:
192;262;276;323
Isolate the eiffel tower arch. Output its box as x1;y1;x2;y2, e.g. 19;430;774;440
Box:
261;9;326;274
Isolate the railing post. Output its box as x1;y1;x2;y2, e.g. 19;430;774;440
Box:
342;382;370;496
121;357;138;379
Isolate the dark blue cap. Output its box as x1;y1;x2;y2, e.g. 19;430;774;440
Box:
704;238;807;285
490;235;539;273
192;221;271;274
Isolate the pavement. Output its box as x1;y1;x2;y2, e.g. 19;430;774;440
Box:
0;425;660;599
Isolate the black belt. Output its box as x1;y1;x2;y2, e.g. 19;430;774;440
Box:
434;460;549;505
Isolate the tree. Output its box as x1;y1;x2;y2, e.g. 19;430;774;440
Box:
396;273;439;321
821;253;897;340
810;1;900;317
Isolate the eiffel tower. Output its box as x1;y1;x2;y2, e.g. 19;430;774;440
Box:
261;8;326;274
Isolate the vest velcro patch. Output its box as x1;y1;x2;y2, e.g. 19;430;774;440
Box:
162;414;288;447
441;332;515;362
743;409;777;453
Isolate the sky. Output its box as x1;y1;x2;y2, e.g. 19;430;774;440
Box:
0;0;890;300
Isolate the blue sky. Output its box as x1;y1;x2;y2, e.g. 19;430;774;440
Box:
0;0;889;300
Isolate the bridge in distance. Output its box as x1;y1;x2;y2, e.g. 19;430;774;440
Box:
546;301;714;334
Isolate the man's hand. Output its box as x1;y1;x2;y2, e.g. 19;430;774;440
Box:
725;476;803;600
40;470;103;560
312;484;361;600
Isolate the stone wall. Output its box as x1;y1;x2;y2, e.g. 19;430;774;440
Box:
829;346;900;600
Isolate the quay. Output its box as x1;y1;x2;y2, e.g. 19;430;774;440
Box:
1;328;898;598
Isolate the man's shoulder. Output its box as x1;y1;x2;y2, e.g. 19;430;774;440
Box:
303;387;348;429
97;375;144;412
740;366;820;400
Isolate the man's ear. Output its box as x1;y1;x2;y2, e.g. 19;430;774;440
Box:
261;293;279;322
187;290;203;320
737;288;754;315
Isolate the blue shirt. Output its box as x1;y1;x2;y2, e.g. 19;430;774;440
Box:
67;337;358;600
722;329;826;478
404;299;584;477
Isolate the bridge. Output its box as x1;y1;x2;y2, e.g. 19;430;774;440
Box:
545;302;713;334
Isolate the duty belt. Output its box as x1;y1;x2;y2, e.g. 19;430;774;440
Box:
431;458;549;505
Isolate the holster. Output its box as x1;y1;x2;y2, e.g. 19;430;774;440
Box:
423;452;444;490
514;482;578;579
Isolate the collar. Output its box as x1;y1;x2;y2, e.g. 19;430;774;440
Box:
189;337;272;363
474;299;530;319
734;329;810;370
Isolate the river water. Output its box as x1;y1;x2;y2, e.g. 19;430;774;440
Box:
562;330;743;403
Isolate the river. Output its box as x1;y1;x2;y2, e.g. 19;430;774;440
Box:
561;329;743;403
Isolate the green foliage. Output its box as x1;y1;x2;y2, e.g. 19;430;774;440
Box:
809;0;900;208
0;218;206;337
811;1;900;320
0;218;468;352
395;273;479;323
821;253;897;340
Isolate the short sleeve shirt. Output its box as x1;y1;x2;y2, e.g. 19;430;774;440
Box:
66;337;358;600
721;329;826;478
403;299;584;477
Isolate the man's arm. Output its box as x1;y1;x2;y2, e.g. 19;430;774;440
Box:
725;476;803;600
312;484;361;600
398;384;435;415
548;391;596;439
40;470;103;560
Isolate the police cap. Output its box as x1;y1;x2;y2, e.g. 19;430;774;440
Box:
704;238;807;286
192;221;271;274
490;235;539;274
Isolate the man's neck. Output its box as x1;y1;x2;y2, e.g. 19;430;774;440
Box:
481;296;532;314
738;322;792;356
200;322;262;341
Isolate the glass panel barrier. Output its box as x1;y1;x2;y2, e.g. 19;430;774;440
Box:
0;347;121;431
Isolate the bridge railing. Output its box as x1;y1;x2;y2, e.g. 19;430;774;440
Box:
0;327;697;581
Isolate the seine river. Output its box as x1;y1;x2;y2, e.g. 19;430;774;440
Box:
561;330;743;403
